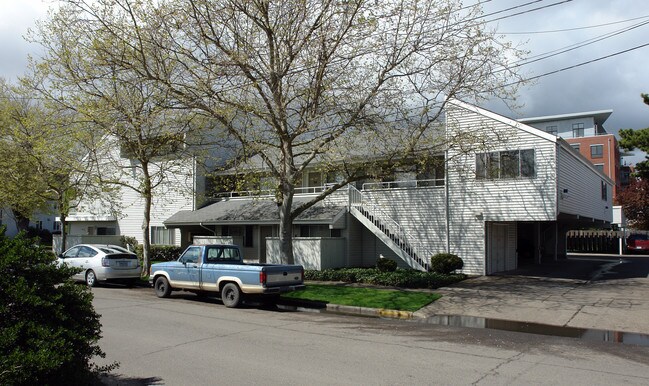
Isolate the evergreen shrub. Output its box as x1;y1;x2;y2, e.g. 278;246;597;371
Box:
429;253;464;274
376;258;398;272
0;229;116;384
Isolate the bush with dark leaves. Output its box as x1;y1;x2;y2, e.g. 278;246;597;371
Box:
0;228;117;385
429;253;464;274
305;267;465;289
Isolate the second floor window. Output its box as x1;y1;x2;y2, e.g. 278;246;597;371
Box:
590;144;603;158
572;123;585;138
545;126;557;135
476;149;535;179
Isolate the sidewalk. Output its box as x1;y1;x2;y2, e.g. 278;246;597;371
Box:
288;257;649;335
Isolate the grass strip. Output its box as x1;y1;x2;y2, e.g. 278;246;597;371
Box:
282;284;441;312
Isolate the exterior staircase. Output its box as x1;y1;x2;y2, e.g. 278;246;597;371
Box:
348;186;430;271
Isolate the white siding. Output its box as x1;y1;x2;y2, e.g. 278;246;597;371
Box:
68;137;195;246
362;187;447;260
445;101;559;275
557;144;613;222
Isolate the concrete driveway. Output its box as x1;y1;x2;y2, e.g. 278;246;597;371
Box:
415;255;649;335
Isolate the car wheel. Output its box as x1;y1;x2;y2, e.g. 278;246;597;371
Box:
154;276;172;298
221;283;241;308
86;270;98;287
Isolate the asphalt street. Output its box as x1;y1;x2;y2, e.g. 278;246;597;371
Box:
93;285;649;385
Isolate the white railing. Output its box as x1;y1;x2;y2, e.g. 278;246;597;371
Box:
348;185;432;270
362;178;444;191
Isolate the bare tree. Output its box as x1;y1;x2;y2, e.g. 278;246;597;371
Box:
32;10;201;274
38;0;524;264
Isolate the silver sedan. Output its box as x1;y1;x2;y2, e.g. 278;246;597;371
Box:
58;244;141;287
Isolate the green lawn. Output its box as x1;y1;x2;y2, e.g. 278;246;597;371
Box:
281;284;441;312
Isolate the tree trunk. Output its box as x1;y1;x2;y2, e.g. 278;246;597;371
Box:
13;210;30;233
141;163;153;277
60;213;67;255
278;187;295;265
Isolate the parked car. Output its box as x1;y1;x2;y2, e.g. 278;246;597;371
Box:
150;244;305;307
58;244;141;287
626;234;649;254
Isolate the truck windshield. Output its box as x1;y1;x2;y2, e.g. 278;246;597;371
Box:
206;246;241;263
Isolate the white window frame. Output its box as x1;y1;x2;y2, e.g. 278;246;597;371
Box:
151;226;176;245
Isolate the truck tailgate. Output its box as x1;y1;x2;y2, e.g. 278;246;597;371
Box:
265;266;303;287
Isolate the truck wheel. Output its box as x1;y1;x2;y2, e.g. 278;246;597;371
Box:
154;276;171;298
86;270;97;287
221;283;241;308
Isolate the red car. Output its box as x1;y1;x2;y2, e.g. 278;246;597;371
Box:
626;234;649;253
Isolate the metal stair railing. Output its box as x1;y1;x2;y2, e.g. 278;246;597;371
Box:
348;185;431;271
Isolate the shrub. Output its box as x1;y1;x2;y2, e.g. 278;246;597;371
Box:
0;228;117;384
120;235;138;250
304;267;465;289
135;244;185;262
429;253;464;274
376;258;398;272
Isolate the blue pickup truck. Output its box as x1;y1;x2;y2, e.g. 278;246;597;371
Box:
149;244;305;307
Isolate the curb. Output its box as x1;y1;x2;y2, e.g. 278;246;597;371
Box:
277;299;414;320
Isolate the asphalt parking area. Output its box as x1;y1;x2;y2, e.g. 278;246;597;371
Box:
415;256;649;334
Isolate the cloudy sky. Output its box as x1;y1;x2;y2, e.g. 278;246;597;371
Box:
1;0;648;163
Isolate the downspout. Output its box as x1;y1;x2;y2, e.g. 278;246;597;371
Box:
445;151;451;254
555;143;560;263
199;222;216;236
193;155;197;211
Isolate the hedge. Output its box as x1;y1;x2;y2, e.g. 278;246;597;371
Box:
305;268;465;289
135;245;185;262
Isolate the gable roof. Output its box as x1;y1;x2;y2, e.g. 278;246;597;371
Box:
446;99;559;142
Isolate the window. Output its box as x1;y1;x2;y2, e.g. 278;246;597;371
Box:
572;123;584;138
520;149;535;177
306;172;323;188
244;225;253;247
476;149;535;179
545;126;557;135
36;221;43;230
151;226;175;245
97;227;116;235
180;246;200;263
78;246;97;258
590;145;603;158
570;143;581;152
601;181;608;200
594;164;604;174
206;246;241;263
331;229;342;238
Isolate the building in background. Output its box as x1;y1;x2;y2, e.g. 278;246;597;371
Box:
519;110;626;200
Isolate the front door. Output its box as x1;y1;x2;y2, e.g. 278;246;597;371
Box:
259;226;273;264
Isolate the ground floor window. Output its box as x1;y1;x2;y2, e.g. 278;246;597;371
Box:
97;227;116;236
151;226;175;245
